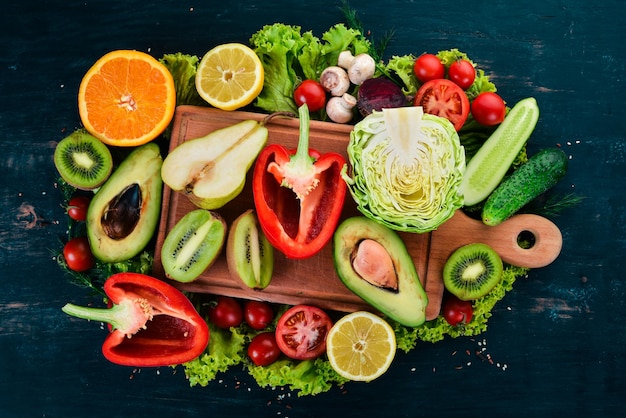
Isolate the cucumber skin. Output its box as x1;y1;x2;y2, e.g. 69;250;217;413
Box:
461;97;539;206
481;148;568;226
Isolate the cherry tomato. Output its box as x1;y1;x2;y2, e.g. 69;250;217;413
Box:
293;80;327;112
248;332;281;366
442;294;474;326
207;296;243;329
63;237;95;272
448;59;476;90
66;195;91;221
275;305;332;360
413;53;445;83
414;79;470;131
471;92;507;126
244;300;275;331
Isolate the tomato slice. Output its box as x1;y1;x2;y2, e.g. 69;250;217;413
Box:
275;305;332;360
414;79;470;131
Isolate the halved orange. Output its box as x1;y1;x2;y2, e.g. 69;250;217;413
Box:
78;50;176;147
195;43;264;111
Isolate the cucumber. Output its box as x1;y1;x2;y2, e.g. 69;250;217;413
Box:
460;97;540;206
481;148;568;226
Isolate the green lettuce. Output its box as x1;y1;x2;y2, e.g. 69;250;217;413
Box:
249;23;370;114
183;323;248;387
159;52;205;107
247;358;349;397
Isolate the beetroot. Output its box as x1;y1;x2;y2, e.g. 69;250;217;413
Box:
357;77;407;116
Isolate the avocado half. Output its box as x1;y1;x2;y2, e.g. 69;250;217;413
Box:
333;216;428;327
87;143;163;263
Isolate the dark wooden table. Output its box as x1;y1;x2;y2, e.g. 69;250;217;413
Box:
1;0;624;416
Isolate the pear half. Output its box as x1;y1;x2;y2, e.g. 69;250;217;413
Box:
161;119;268;209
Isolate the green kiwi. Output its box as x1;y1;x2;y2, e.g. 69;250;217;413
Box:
54;130;113;190
443;243;503;300
161;209;227;283
226;209;274;290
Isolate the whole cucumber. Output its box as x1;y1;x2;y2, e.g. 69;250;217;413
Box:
481;148;568;226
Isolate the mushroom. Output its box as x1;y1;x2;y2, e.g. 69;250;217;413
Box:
319;66;350;96
326;93;357;124
337;51;376;85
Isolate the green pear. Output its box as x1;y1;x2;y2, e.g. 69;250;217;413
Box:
161;119;268;209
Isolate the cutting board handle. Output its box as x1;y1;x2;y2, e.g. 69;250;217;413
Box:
483;213;563;268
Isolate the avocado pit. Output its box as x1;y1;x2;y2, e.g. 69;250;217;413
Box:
351;239;398;290
101;183;142;240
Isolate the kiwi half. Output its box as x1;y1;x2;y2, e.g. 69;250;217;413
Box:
226;209;274;290
54;130;113;190
161;209;227;283
443;243;503;301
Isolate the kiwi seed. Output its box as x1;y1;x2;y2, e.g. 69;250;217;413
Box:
161;209;227;283
443;243;503;301
54;130;113;190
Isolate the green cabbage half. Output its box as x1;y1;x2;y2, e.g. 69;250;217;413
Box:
343;107;466;233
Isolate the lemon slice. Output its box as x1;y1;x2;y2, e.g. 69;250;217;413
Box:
326;311;396;382
195;43;264;111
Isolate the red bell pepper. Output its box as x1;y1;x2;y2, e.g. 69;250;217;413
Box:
252;104;347;259
61;272;209;367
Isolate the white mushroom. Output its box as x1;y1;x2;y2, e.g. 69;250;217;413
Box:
319;66;350;96
326;93;357;124
337;51;376;85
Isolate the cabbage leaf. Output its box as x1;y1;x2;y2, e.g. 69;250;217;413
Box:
343;106;465;233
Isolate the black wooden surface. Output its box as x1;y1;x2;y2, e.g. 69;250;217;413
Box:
1;0;624;416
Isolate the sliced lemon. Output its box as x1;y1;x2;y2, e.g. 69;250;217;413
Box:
326;311;396;382
195;43;264;111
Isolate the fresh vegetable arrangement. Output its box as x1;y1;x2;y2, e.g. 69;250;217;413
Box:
53;4;582;397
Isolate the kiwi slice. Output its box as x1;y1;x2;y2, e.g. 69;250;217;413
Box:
54;130;113;190
161;209;227;283
226;209;274;290
443;243;503;301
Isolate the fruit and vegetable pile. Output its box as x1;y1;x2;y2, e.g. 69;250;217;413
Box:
54;9;579;396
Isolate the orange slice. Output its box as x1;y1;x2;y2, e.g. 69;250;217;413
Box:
78;50;176;147
195;43;264;111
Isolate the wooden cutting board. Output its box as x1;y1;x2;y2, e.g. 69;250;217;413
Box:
153;105;563;320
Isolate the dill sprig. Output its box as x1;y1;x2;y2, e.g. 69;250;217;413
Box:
339;0;395;63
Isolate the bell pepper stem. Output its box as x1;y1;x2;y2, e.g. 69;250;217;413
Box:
267;104;320;199
62;298;154;337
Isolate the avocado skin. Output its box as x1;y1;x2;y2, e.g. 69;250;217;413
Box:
87;143;162;263
333;216;428;327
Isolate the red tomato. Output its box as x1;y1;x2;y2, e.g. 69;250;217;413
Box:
66;195;91;221
63;237;95;272
244;300;275;331
442;294;474;326
293;80;327;112
413;53;445;83
471;92;507;126
248;332;281;366
275;305;332;360
414;79;470;131
207;296;243;329
448;59;476;90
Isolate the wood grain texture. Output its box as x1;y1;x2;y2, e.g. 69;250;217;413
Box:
154;106;562;320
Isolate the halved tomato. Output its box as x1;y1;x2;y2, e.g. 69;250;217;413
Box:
275;305;332;360
414;79;470;131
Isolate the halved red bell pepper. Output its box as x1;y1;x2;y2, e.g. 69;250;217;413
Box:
252;104;347;259
62;272;209;367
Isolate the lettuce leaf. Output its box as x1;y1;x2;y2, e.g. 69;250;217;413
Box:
159;52;205;107
247;358;349;397
249;23;370;114
182;323;248;387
